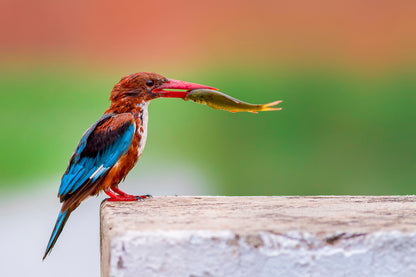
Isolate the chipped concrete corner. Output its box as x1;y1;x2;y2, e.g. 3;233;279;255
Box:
100;196;416;277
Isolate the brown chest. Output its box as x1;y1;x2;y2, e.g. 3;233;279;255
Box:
97;103;149;190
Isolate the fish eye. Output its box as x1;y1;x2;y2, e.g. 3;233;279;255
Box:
146;80;154;87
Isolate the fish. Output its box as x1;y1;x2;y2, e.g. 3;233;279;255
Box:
184;89;282;113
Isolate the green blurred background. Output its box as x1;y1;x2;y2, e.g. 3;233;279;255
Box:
1;65;415;196
1;0;415;196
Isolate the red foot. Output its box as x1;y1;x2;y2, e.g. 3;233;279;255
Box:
104;188;152;201
111;186;137;198
105;188;136;201
106;196;139;202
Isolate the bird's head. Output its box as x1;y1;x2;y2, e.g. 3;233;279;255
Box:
110;72;217;103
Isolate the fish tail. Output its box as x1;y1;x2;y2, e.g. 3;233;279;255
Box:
261;100;283;111
43;209;71;260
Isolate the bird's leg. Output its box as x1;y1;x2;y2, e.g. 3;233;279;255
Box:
104;188;138;201
112;185;152;199
111;186;137;199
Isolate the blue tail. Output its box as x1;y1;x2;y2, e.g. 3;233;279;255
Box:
43;210;70;260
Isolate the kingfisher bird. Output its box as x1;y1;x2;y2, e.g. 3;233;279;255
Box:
43;72;216;260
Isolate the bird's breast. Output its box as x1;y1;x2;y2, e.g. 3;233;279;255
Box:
96;103;150;191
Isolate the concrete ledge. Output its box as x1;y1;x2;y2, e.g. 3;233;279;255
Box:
100;196;416;277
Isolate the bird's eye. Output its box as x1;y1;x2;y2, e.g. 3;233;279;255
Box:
146;80;154;87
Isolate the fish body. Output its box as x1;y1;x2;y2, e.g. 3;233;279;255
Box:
184;89;282;113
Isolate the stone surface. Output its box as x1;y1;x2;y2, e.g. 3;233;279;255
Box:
100;196;416;277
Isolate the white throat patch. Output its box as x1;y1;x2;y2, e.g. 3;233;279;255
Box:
137;101;149;158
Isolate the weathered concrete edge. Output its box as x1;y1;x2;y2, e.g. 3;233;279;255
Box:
104;230;416;277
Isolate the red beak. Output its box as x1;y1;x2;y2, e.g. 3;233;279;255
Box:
153;79;218;98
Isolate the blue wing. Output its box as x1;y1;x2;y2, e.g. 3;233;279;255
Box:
58;113;135;199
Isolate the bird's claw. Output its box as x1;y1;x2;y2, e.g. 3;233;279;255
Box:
135;194;152;200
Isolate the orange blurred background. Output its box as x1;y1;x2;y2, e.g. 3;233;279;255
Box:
1;0;415;69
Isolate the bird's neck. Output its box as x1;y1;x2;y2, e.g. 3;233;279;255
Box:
106;98;148;116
